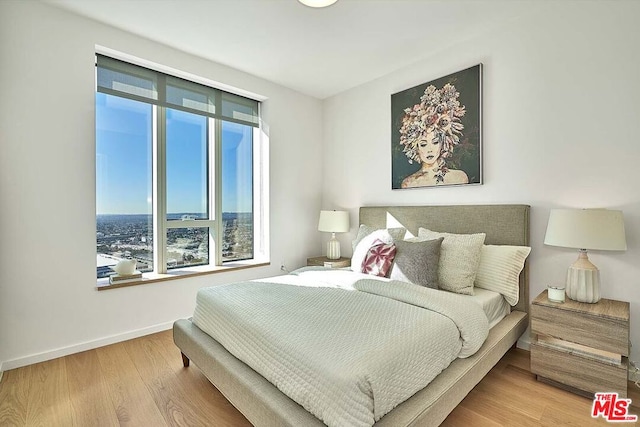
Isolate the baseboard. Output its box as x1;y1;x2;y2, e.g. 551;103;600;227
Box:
0;370;3;384
516;329;531;351
516;336;531;351
0;321;174;372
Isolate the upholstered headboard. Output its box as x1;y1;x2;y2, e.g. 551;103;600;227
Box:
359;204;530;313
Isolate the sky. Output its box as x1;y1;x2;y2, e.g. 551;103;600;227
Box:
96;93;253;215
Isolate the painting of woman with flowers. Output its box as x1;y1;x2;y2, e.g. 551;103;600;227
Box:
391;65;482;189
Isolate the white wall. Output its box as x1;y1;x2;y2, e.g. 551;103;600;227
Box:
2;0;639;374
0;1;323;370
323;2;640;364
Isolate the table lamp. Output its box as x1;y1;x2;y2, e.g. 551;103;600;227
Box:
544;208;626;303
318;210;350;260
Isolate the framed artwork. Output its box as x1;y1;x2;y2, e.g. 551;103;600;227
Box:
391;64;482;189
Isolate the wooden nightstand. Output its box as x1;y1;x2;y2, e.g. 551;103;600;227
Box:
306;256;351;269
530;289;630;398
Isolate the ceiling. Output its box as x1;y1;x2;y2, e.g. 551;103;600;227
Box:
45;0;539;99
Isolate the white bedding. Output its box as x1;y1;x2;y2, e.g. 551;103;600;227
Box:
270;268;510;328
192;268;489;427
464;287;511;328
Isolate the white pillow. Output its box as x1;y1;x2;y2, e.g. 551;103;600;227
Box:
474;245;531;305
418;228;486;295
351;225;405;272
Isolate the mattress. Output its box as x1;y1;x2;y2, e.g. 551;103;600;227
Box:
192;269;490;427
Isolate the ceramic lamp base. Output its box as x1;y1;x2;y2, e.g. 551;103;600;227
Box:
565;250;600;303
326;233;341;260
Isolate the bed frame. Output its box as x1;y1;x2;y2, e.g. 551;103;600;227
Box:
173;204;530;426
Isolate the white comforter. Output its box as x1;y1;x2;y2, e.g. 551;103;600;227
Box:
192;268;489;427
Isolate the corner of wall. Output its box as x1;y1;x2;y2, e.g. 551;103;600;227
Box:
516;328;531;351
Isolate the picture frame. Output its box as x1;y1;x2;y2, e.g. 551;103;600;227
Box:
391;64;482;189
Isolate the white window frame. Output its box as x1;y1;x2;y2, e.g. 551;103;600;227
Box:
96;48;269;283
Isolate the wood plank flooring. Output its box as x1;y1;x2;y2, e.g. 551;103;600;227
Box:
0;330;638;426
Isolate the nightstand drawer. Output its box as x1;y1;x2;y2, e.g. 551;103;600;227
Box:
531;343;628;397
531;304;629;356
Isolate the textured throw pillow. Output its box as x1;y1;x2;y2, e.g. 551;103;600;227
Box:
389;237;444;288
418;228;486;295
474;245;531;305
351;225;406;272
361;240;397;277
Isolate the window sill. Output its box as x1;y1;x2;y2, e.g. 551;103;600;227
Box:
96;260;270;291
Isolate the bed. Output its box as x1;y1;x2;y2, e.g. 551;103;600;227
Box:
173;204;530;426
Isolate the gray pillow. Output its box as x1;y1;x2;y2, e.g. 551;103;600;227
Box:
389;237;444;288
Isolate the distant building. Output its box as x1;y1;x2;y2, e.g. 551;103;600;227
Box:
97;253;119;278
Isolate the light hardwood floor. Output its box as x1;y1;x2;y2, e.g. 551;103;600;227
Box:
0;330;638;426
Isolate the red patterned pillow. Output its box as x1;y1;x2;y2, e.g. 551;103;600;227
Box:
361;240;397;277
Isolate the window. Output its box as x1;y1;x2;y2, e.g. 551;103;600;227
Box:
96;54;267;280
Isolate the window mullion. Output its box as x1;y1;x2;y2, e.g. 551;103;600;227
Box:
166;220;215;229
155;106;168;274
213;118;223;266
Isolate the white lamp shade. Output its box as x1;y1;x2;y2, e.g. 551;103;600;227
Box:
318;210;350;233
544;209;626;251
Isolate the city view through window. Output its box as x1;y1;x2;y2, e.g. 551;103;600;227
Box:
96;92;254;279
96;212;253;278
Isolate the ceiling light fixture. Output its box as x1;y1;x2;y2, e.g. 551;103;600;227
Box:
298;0;338;8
